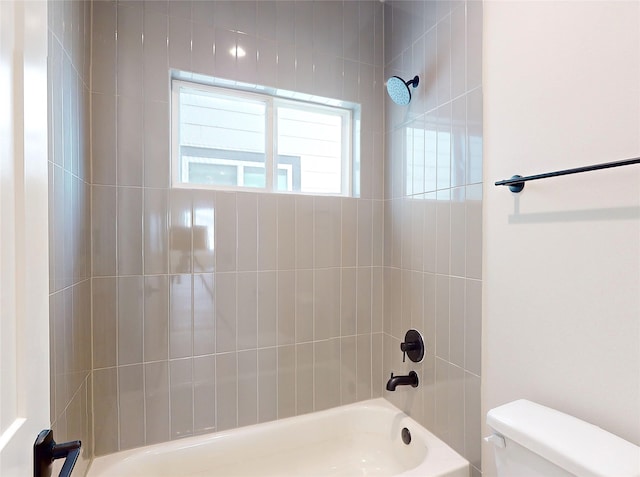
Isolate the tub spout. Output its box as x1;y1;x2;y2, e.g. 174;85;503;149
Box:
386;371;419;391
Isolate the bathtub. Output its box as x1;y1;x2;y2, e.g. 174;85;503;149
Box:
88;398;469;477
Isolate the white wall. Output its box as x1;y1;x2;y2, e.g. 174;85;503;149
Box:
483;1;640;475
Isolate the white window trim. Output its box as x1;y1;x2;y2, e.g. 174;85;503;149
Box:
171;79;354;197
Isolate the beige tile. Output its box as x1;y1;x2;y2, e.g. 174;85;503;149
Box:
191;22;215;77
277;270;295;345
93;278;117;369
464;371;482;469
357;200;373;266
295;270;313;343
143;10;169;103
192;190;215;273
356;334;372;401
295;196;314;269
215;192;237;272
92;185;117;276
372;200;384;266
258;271;277;348
371;333;383;398
372;268;384;333
436;195;451;275
169;274;192;359
168;15;191;71
216;352;238;431
93;367;119;456
144;361;170;445
117;97;143;187
465;184;483;279
144;275;169;362
466;88;483;185
118;276;144;365
170;189;193;274
193;273;215;356
423;272;437;356
216;272;237;353
411;200;424;271
436;17;451;105
144;188;169;275
466;1;482;91
118;364;145;450
237;192;258;272
238;350;258;427
434;357;449;442
277;196;295;270
277;345;296;419
314;197;341;268
313;339;340;411
409;271;424;332
449;364;465;455
465;279;482;376
314;268;340;340
257;194;277;271
143;100;170;188
422;354;436;430
450;187;466;277
91;2;116;95
237;272;258;350
296;342;314;415
340;336;357;405
401;270;412;335
340;268;357;336
170;358;193;438
117;187;143;275
116;3;143;99
357;267;372;334
193;355;216;434
435;276;450;361
258;348;277;423
450;277;465;368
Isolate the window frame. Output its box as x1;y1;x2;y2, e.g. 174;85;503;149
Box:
171;79;354;196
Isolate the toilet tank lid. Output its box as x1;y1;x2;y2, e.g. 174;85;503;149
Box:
487;400;640;477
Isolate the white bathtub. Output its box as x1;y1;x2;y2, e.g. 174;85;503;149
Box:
88;398;469;477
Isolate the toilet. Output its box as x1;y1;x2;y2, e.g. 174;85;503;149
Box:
486;399;640;477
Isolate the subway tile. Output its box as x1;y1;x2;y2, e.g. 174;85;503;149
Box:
93;278;117;369
341;199;357;267
215;272;237;353
450;4;466;99
359;1;376;66
436;194;451;274
450;277;466;368
215;192;237;272
237;193;258;272
313;338;340;411
118;364;145;450
257;271;277;348
295;196;314;269
434;358;450;442
117;187;143;275
93;368;119;456
144;188;169;274
168;15;191;71
258;348;277;423
295;270;313;343
236;33;258;84
277;42;296;92
466;88;483;185
192;190;215;273
450;187;467;277
409;271;424;332
216;352;238;431
117;97;143;187
435;275;450;361
372;268;384;333
170;358;193;438
91;94;116;186
118;276;144;366
277;196;295;271
257;194;277;271
357;200;373;266
168;0;191;20
357;267;372;334
313;1;343;58
466;1;483;91
277;270;295;346
356;334;372;401
296;342;314;415
234;1;256;37
91;1;116;95
465;279;482;376
191;22;215;77
237;272;258;350
169;189;193;274
451;95;467;188
371;333;383;398
169;274;192;359
372;200;384;265
143;100;170;188
464;371;482;469
116;3;143;99
276;1;295;44
238;350;258;427
466;184;483;279
449;364;466;455
214;28;236;79
144;275;169;362
314;268;340;340
256;1;276;41
340;336;357;405
193;273;215;356
144;361;170;445
341;267;357;336
277;345;296;419
314;197;341;269
193;355;216;434
143;10;169;103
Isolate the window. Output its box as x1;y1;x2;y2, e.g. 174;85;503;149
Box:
171;79;356;196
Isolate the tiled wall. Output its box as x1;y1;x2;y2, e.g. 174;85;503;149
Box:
381;1;483;476
90;0;385;456
48;0;93;474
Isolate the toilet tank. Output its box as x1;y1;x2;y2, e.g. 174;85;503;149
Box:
486;400;640;477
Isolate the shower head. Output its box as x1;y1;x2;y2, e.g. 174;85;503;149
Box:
386;75;420;105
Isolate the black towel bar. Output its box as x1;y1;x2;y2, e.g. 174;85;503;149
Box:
495;157;640;193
